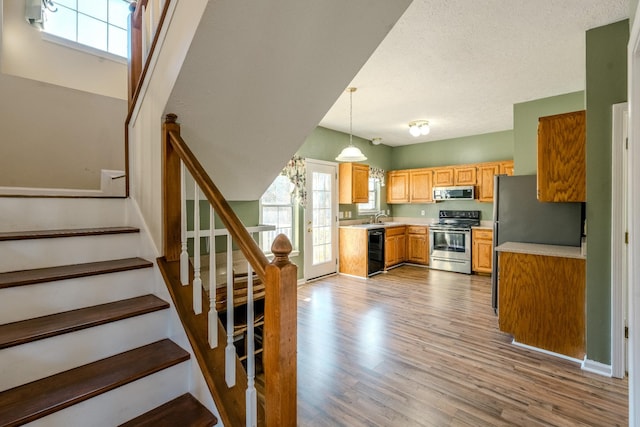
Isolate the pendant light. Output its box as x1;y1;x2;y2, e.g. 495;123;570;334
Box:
336;87;367;162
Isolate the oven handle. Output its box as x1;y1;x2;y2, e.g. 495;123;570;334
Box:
429;227;471;233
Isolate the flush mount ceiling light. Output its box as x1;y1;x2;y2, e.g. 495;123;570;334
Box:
371;137;382;145
336;87;367;162
409;120;430;137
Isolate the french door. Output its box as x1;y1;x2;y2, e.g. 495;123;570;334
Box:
304;159;338;280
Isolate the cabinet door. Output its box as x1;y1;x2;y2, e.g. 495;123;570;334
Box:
409;169;433;203
397;234;406;263
432;168;454;186
477;164;500;202
384;236;396;267
454;166;477;185
500;160;514;176
387;171;409;204
339;163;369;204
352;164;370;203
407;233;427;264
537;110;586;202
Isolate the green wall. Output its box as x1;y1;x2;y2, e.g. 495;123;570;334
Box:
389;130;514;222
513;92;585;175
585;20;629;364
391;130;514;170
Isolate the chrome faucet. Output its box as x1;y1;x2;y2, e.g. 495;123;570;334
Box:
374;211;388;223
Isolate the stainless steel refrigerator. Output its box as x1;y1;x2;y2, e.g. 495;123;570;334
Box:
491;174;583;312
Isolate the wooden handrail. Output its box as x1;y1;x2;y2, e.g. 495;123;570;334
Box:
163;114;269;281
162;113;297;426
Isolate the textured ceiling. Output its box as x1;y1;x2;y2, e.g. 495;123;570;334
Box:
319;0;629;146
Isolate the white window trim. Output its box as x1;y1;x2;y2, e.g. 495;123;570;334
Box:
259;177;300;256
358;178;381;215
41;31;127;64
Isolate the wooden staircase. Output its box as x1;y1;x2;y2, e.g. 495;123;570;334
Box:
0;222;217;426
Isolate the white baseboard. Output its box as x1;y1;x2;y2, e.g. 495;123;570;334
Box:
511;340;583;364
582;358;613;377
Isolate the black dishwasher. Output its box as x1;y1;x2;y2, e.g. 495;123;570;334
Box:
368;228;385;276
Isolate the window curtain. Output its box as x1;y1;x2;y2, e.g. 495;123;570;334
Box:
370;166;386;187
282;155;307;207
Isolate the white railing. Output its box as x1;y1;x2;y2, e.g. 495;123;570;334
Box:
180;162;274;426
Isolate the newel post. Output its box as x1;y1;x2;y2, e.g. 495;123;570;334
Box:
264;234;297;427
163;113;182;261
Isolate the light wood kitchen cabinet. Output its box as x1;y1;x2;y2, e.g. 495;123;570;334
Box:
432;167;454;186
385;226;406;268
498;250;585;359
500;160;514;176
409;169;433;203
477;163;501;202
472;228;493;273
407;226;429;265
537;110;586;202
387;170;410;204
338;227;368;278
339;162;369;204
453;165;477;185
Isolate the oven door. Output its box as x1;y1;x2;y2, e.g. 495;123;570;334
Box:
429;227;471;262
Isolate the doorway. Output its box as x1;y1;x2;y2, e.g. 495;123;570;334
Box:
611;102;628;378
304;159;338;280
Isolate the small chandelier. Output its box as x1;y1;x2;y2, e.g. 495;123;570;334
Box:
336;87;367;162
409;120;430;137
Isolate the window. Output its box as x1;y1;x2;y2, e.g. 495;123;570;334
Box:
260;175;298;253
358;178;380;215
43;0;130;58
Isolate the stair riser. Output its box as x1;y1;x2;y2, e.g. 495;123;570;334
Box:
0;269;154;324
22;362;190;427
0;234;142;273
0;311;169;392
0;198;129;232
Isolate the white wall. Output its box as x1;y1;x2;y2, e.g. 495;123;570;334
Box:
128;0;209;253
1;0;126;100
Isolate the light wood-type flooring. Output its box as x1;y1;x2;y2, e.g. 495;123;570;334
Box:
296;265;628;426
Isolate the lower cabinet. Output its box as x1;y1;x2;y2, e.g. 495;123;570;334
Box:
498;251;585;359
407;226;429;265
385;226;406;268
472;228;493;273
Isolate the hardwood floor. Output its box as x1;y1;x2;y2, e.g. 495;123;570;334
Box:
296;265;628;426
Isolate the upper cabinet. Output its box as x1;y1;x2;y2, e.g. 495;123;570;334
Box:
387;170;410;204
500;161;514;176
537;110;586;202
433;167;454;186
409;169;433;203
388;168;434;204
453;165;477;185
477;163;501;202
339;162;369;204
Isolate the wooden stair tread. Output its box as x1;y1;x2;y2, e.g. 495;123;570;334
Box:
0;226;140;241
119;393;217;427
0;339;190;426
0;295;169;349
0;257;153;289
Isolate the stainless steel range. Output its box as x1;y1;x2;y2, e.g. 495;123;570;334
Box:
429;210;480;274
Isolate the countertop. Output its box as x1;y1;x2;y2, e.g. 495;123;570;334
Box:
495;241;585;260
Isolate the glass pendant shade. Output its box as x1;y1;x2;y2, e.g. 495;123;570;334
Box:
336;144;367;162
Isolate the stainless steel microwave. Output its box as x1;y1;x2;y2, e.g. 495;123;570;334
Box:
433;186;475;201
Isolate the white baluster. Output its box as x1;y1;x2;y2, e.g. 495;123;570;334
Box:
225;236;236;387
208;205;218;348
245;263;257;427
180;162;189;286
141;5;148;62
193;185;202;314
